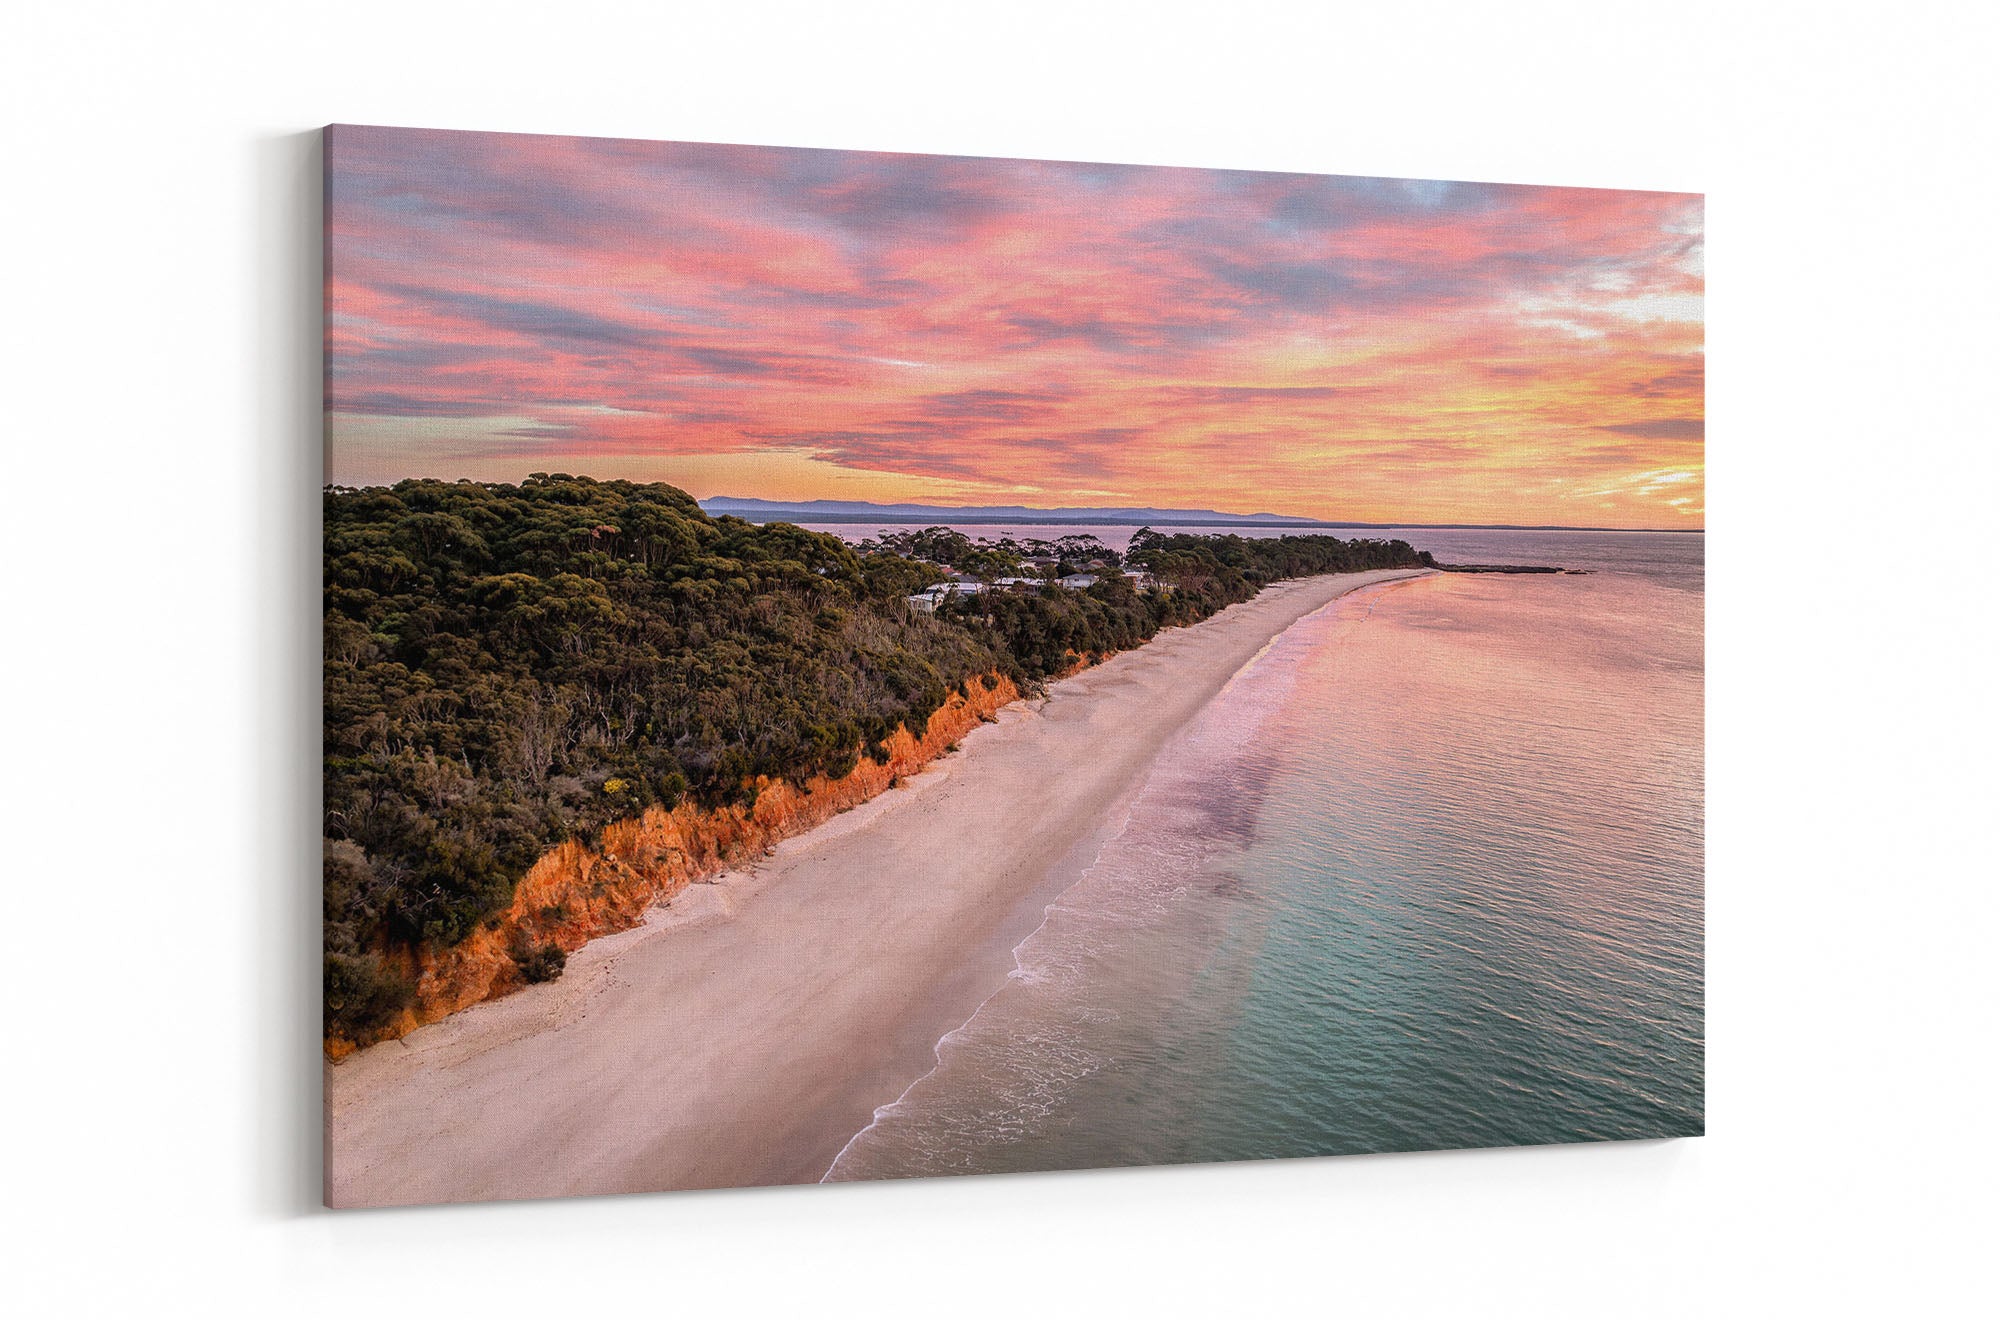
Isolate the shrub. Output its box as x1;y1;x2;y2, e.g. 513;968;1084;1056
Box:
510;938;567;984
324;952;414;1043
389;831;516;947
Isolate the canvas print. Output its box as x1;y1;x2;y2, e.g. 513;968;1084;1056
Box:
322;124;1703;1207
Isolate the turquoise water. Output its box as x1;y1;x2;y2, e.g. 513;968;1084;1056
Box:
825;534;1703;1179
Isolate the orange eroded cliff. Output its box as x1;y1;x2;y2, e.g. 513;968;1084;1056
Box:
328;675;1019;1059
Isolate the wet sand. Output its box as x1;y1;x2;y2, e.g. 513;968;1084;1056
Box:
326;569;1431;1207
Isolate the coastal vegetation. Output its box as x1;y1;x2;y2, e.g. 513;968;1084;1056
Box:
324;476;1426;1046
942;527;1431;677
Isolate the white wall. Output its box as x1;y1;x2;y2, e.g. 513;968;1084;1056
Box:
3;2;1993;1326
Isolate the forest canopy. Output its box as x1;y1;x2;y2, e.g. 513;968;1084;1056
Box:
323;475;1426;1040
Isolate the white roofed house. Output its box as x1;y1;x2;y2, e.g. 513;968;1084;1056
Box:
1059;573;1098;590
906;579;989;613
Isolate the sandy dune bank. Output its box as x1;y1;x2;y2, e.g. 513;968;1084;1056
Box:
327;568;1429;1206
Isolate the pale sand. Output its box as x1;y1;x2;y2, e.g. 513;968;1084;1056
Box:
326;569;1431;1206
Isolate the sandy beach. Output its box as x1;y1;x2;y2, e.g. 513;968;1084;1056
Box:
326;568;1429;1206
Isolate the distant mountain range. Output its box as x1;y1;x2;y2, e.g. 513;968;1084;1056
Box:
698;497;1702;533
700;496;1329;527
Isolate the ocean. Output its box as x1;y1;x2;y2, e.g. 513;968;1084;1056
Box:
821;528;1704;1181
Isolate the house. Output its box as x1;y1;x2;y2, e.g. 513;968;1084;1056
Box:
907;579;988;613
912;572;988;608
1059;573;1098;589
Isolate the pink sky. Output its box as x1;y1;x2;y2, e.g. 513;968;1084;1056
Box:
326;125;1702;527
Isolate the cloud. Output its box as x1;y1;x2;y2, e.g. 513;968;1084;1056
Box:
1165;385;1348;404
1602;418;1706;441
324;126;1703;524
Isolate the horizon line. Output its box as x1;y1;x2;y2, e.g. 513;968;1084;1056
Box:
693;495;1704;535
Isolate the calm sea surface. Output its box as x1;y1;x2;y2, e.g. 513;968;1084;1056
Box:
823;528;1704;1180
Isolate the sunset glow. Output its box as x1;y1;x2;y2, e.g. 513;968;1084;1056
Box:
326;125;1703;527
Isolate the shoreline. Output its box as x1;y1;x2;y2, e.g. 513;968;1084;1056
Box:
326;568;1432;1206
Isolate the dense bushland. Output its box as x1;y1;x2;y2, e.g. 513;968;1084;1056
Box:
935;527;1430;676
323;476;1425;1041
324;475;997;1039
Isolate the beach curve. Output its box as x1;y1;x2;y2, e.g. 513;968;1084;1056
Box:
326;568;1431;1206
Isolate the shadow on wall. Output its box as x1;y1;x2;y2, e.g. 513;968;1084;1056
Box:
251;127;325;1217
